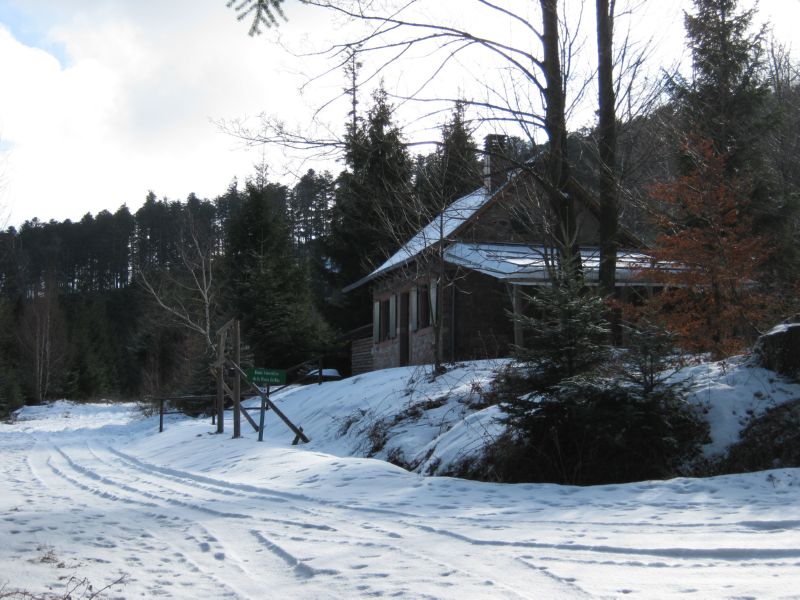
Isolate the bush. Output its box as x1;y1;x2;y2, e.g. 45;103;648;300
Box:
0;366;23;421
482;379;709;485
724;398;800;473
512;261;610;384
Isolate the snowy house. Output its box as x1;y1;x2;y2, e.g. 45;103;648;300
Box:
344;135;650;373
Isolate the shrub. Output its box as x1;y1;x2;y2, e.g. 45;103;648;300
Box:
724;398;800;473
0;366;23;421
512;260;610;384
484;379;709;485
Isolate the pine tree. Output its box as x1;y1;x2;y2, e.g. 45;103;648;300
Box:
513;259;610;385
227;180;329;367
670;0;772;217
414;101;482;220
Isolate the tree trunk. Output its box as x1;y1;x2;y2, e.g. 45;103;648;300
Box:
540;0;580;271
596;0;618;298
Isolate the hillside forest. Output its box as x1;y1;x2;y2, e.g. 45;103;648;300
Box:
1;0;799;420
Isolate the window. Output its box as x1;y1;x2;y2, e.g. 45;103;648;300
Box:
373;295;397;342
417;285;430;329
388;294;397;339
429;280;438;325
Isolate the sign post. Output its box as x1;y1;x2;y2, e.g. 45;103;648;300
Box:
245;367;286;443
234;363;308;444
257;385;269;442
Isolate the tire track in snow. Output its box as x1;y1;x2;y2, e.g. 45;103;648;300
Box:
57;444;501;597
83;444;526;597
21;445;244;598
92;443;335;527
42;445;309;599
55;444;461;597
411;522;800;562
349;516;596;599
68;440;800;597
95;445;590;598
107;445;797;577
40;445;599;598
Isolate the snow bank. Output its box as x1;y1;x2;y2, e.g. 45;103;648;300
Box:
4;355;800;598
252;359;509;474
677;355;800;457
3;392;800;599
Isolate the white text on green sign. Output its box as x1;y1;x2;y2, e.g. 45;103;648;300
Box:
246;368;286;385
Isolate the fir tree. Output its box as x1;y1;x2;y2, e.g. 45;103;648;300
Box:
677;0;768;162
227;180;329;367
330;85;412;280
414;101;482;220
662;0;792;330
327;85;413;331
227;0;286;36
669;0;773;222
513;259;610;385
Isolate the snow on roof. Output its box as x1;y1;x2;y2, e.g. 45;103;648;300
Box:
343;187;493;291
443;242;654;285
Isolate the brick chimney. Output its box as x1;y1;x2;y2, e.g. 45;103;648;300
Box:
483;134;510;193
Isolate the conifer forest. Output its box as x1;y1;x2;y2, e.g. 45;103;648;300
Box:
1;0;799;420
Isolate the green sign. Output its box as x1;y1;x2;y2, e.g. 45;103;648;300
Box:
246;367;286;385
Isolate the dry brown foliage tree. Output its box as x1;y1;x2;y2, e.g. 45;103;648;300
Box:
646;138;773;358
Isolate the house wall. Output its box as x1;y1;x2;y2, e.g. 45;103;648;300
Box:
372;325;439;370
410;326;436;365
368;269;510;370
372;332;399;371
461;181;602;246
371;273;452;370
462;196;531;243
452;271;514;360
351;337;373;375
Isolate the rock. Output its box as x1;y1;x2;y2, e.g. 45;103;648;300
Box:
754;316;800;381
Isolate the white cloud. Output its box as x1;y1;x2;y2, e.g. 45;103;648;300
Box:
0;1;312;225
1;0;798;226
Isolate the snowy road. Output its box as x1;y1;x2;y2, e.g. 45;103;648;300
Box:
2;403;800;599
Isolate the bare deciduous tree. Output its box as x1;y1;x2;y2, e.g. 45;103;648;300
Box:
137;205;222;361
18;276;67;403
229;1;662;293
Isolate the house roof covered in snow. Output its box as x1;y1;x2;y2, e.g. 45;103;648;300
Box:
342;185;501;292
442;242;654;285
343;157;647;292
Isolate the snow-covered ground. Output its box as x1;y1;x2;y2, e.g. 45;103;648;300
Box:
2;359;800;599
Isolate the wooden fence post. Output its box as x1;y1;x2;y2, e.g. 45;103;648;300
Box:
231;362;310;444
159;398;164;433
216;331;225;434
257;385;268;442
232;319;241;439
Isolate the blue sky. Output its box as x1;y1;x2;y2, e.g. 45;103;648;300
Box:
0;0;796;227
0;1;68;65
0;0;303;226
